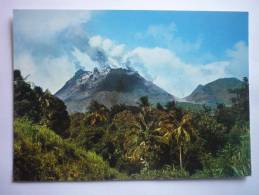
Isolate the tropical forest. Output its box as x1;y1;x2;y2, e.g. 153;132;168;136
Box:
14;69;250;181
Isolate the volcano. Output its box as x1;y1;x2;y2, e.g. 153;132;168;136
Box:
55;67;175;113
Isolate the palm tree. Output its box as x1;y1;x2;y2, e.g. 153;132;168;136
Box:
155;112;196;170
86;111;107;126
86;100;108;126
114;108;162;167
132;109;171;167
88;100;107;113
172;113;195;170
138;96;150;107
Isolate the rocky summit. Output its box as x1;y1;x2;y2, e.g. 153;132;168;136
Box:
55;67;175;113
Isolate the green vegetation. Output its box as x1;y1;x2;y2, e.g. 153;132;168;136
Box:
13;69;251;181
176;101;204;111
14;118;123;181
14;70;70;137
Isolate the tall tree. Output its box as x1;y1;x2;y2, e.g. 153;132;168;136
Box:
14;69;70;137
172;113;196;170
86;100;109;126
230;77;249;122
155;111;196;169
39;90;70;137
14;70;41;122
138;96;150;108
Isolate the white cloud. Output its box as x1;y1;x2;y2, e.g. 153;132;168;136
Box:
85;36;246;98
14;10;91;41
89;35;103;48
135;21;202;54
13;10;92;93
147;22;177;40
88;35;126;67
14;30;247;98
102;39;113;51
14;52;76;93
72;48;96;71
89;36;125;55
107;57;120;68
14;52;37;78
126;47;231;97
42;57;76;93
110;44;125;57
226;41;248;78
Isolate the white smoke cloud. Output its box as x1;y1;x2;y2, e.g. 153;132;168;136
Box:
72;48;96;71
226;41;248;78
88;35;125;68
135;21;202;54
126;47;231;97
14;52;76;93
85;35;247;97
14;10;91;41
14;32;247;98
89;35;103;48
13;10;247;98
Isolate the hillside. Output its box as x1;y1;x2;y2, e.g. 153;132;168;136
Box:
55;68;175;112
184;78;243;106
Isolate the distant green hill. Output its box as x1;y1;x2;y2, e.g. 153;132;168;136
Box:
176;101;204;111
184;78;243;106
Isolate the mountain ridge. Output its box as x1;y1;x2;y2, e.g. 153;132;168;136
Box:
184;77;243;106
55;67;244;112
55;67;175;112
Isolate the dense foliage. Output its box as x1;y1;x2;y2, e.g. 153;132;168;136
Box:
14;118;123;181
14;70;70;137
13;69;251;180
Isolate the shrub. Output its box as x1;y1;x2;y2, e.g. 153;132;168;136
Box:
192;131;251;178
13;118;125;181
131;165;189;180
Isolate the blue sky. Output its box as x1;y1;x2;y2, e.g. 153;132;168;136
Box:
13;10;248;97
86;11;247;61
